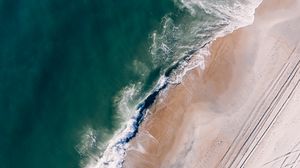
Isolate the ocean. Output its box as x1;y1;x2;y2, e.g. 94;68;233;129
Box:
0;0;261;168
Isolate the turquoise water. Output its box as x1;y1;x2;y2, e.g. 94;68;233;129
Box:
0;0;176;167
0;0;260;167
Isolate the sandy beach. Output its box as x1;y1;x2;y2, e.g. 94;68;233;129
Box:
124;0;300;167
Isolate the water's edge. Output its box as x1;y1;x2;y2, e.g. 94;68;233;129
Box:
86;0;263;167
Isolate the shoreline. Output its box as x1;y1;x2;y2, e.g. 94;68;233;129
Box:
124;0;300;167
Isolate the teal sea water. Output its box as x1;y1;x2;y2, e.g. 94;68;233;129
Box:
0;0;176;167
0;0;261;167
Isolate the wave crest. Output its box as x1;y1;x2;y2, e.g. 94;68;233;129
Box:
81;0;263;167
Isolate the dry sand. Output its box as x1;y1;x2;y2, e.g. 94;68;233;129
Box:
124;0;300;167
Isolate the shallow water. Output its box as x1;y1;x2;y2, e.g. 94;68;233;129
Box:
0;0;175;167
0;0;261;167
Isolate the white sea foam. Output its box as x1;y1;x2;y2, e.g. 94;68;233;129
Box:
81;0;263;167
132;59;150;78
114;84;142;121
83;77;167;168
168;44;211;84
162;0;263;84
76;126;113;168
80;84;143;168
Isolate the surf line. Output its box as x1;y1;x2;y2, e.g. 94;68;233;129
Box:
115;81;168;146
99;39;212;167
113;42;210;149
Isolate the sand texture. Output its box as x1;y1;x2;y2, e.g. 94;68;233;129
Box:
124;0;300;167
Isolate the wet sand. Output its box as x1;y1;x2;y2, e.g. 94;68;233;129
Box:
124;0;300;167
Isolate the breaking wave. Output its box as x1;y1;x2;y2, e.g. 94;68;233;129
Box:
81;0;263;167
